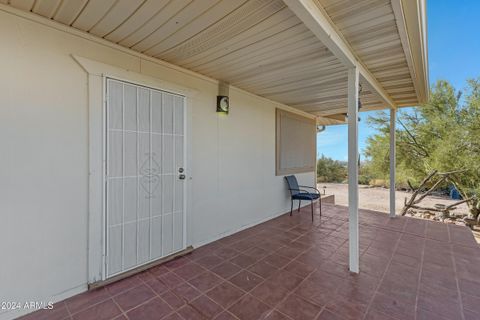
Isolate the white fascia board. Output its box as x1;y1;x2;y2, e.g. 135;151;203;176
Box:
391;0;419;99
284;0;397;108
395;0;429;103
391;0;424;104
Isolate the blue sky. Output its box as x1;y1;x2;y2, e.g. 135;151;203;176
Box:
318;1;480;161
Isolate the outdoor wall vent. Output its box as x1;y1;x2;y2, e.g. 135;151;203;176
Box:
217;81;230;114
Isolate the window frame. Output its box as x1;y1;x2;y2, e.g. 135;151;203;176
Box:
275;108;317;176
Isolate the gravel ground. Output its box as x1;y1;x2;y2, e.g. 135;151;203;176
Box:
318;183;469;215
318;183;479;243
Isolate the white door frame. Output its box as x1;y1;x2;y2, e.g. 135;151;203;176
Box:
72;55;196;283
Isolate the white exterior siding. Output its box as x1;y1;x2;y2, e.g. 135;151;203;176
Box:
0;9;315;320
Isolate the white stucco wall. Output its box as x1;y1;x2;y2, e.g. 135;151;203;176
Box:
0;9;315;320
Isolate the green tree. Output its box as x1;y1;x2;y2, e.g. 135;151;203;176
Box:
364;79;480;219
316;155;347;183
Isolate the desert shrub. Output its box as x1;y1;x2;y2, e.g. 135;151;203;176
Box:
316;155;347;183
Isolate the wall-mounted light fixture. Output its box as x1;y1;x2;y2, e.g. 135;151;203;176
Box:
316;125;326;133
217;81;230;114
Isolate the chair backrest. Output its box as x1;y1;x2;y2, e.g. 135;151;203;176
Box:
284;175;300;196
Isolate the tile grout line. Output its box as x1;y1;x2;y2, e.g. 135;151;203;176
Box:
114;274;154;319
210;257;287;318
158;236;314;320
133;270;187;320
412;220;427;320
237;216;312;319
64;284;131;319
263;244;319;319
447;224;466;320
223;212;322;320
264;214;342;320
179;242;288;319
361;218;405;320
158;268;231;320
63;301;73;320
111;297;129;320
120;296;159;318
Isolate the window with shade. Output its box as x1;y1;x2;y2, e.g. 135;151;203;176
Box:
276;109;316;176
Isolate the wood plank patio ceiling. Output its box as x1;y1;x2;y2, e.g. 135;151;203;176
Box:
316;0;419;107
2;0;418;116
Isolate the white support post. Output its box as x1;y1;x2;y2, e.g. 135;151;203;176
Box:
347;67;359;273
389;108;396;218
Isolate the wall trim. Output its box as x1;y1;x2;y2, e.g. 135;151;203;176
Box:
72;55;199;98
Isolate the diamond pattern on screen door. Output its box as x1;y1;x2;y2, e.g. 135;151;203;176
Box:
106;79;185;278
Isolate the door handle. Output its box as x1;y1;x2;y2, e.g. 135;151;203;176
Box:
179;174;186;180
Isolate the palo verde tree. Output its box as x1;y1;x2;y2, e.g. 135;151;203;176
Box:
364;79;480;220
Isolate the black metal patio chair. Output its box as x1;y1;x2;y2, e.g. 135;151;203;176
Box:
284;175;321;221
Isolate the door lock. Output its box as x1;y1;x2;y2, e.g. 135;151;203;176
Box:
178;167;184;173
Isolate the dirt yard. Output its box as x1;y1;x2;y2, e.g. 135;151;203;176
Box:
320;183;480;243
318;183;469;216
319;183;480;243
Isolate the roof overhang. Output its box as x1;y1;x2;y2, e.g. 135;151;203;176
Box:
393;0;429;105
283;0;397;109
0;0;428;117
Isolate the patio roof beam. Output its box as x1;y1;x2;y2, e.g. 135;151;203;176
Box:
347;67;360;273
283;0;397;109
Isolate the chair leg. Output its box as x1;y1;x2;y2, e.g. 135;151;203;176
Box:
290;199;293;216
311;200;314;221
319;198;322;217
298;200;301;212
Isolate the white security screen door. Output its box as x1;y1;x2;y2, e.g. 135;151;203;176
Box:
105;78;186;278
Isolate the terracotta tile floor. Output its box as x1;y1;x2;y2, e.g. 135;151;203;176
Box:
19;204;480;320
